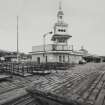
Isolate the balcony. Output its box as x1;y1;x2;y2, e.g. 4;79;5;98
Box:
32;44;72;52
52;44;72;51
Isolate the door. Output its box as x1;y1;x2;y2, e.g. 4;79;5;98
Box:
37;57;40;64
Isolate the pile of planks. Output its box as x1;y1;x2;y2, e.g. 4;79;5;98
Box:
26;63;105;105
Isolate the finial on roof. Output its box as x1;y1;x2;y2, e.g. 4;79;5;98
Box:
59;1;62;10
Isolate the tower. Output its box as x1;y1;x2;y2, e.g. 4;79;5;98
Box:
51;2;72;46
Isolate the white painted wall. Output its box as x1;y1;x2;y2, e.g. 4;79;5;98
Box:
69;55;82;63
32;53;82;64
32;53;57;63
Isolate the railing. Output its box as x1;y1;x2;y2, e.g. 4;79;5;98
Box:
32;44;72;52
52;44;72;51
0;62;75;76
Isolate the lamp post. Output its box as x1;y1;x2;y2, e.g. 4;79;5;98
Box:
43;31;52;63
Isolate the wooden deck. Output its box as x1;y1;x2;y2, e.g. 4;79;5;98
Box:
26;63;105;105
0;63;105;105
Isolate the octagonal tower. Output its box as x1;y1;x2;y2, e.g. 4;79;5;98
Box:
51;2;72;46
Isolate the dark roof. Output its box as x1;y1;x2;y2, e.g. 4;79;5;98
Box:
51;34;72;41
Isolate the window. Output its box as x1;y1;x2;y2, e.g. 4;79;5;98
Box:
58;39;65;43
58;29;61;31
59;56;62;62
46;56;47;63
60;16;62;19
58;29;66;32
63;55;65;62
52;45;56;50
68;55;69;62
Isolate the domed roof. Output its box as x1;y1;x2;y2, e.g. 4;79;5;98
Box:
79;46;88;54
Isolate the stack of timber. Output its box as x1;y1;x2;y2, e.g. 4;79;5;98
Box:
26;63;105;105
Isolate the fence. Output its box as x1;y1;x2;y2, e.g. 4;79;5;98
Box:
0;62;74;76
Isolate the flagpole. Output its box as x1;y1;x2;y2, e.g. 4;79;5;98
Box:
17;16;19;62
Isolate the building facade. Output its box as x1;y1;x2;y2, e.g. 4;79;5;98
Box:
31;3;84;64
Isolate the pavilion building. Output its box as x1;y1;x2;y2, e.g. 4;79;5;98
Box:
30;3;84;64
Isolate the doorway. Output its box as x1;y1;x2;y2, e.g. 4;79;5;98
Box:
37;57;40;64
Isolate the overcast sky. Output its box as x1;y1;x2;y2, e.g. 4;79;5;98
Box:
0;0;105;55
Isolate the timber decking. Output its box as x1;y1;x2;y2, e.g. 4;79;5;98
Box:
27;63;105;105
0;63;105;105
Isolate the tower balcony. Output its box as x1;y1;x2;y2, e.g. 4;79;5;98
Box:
32;44;72;52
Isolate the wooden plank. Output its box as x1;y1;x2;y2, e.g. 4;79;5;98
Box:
94;88;105;105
